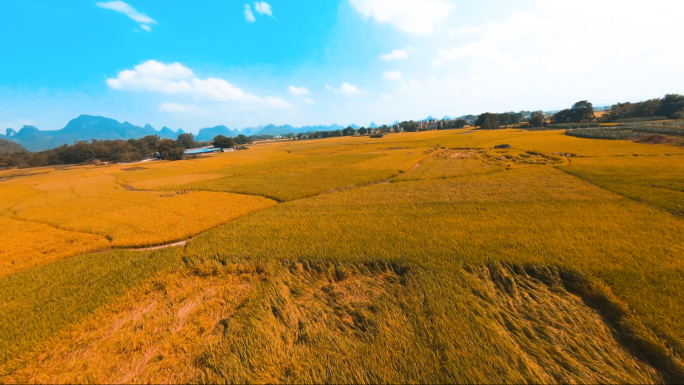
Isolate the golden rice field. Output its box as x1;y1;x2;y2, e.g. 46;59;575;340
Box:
1;129;684;384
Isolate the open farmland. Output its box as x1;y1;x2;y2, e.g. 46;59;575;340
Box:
1;129;684;383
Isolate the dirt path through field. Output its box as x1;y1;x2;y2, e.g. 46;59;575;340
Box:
134;241;187;251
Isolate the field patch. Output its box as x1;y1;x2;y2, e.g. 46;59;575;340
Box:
481;149;565;168
558;155;684;216
393;149;502;181
0;218;109;277
0;248;181;366
0;185;44;212
13;190;276;248
126;173;225;190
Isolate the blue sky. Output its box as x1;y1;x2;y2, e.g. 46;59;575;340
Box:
2;0;684;133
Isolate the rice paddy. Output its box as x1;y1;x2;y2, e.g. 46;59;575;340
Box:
1;129;683;383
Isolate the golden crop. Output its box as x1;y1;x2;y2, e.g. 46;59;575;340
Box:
3;168;276;250
0;218;109;277
1;129;684;383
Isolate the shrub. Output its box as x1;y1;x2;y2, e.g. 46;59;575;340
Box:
625;125;684;137
565;129;649;140
546;123;600;129
614;116;668;123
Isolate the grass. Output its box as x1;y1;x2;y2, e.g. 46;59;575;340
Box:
1;129;684;383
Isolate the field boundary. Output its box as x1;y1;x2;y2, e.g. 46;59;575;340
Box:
555;166;684;217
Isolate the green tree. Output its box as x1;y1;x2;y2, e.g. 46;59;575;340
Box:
343;127;356;136
475;113;500;130
157;139;185;160
213;135;237;149
236;134;253;145
553;109;573;123
570;101;594;123
529;112;545;127
358;127;367;135
660;94;684;118
176;133;197;149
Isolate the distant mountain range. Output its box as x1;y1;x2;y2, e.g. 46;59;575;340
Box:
0;115;185;152
0;114;406;152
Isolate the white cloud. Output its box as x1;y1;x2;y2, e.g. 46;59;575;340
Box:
362;0;684;125
380;49;409;60
430;0;684;101
383;71;402;81
244;4;256;23
192;78;259;102
96;1;156;30
350;0;454;35
327;83;360;97
304;98;315;105
159;103;202;114
340;83;359;96
265;97;291;109
289;85;309;95
254;2;273;16
109;60;289;110
381;94;393;101
449;25;483;39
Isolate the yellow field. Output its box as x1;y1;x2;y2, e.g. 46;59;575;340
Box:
1;168;276;250
0;218;109;277
1;129;684;383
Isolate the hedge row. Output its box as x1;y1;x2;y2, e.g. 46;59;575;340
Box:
546;123;601;129
613;116;668;123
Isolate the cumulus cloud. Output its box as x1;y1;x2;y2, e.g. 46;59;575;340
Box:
108;60;289;109
364;0;684;124
265;97;291;109
289;85;309;95
304;98;315;105
383;71;402;81
380;49;409;60
254;1;273;16
430;0;684;101
96;1;156;31
350;0;454;35
244;4;256;23
327;83;360;97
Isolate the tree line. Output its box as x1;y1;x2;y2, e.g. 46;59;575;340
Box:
0;132;254;169
604;94;684;121
475;94;683;129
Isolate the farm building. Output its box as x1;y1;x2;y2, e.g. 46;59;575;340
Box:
184;147;223;155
